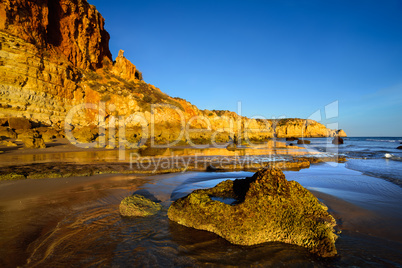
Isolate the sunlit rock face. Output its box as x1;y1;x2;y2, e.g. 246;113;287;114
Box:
112;50;142;82
0;0;112;69
168;168;338;257
0;0;345;140
337;129;347;137
274;119;334;138
0;0;111;126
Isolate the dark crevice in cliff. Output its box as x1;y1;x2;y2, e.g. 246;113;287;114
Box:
98;29;112;68
135;70;141;80
47;0;62;47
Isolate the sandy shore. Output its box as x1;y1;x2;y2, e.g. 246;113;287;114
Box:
0;163;401;267
0;139;400;266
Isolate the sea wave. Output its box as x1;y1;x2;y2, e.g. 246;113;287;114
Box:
384;153;402;162
366;139;402;143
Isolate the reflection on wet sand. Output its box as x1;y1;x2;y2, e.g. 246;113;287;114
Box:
0;140;334;180
0;174;149;267
0;167;401;267
0;140;308;167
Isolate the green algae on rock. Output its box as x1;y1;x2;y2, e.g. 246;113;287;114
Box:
167;168;338;257
119;194;162;217
0;173;26;181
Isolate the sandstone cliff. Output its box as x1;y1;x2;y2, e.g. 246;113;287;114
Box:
0;0;112;69
274;119;337;138
0;0;346;144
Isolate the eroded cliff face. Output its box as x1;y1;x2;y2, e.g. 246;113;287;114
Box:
0;0;346;141
274;119;336;138
0;0;112;69
0;31;79;125
0;0;133;127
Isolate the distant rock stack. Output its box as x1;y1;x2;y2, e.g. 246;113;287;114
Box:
332;136;344;145
336;129;347;137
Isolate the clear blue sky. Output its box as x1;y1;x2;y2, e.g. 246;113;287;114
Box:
92;0;402;137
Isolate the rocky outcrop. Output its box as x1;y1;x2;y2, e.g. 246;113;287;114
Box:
0;140;17;146
337;129;347;137
22;136;46;148
168;168;338;257
297;139;311;144
8;117;31;130
112;50;142;81
0;126;17;139
274;119;334;138
17;130;46;148
71;126;98;143
119;194;162;217
332;136;344;145
0;0;347;144
36;126;64;141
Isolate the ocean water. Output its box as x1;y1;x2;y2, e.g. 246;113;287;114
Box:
294;137;402;186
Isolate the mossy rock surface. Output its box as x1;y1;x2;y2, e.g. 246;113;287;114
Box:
120;194;162;217
168;168;337;257
0;173;26;181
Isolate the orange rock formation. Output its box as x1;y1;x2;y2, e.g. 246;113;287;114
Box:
0;0;346;141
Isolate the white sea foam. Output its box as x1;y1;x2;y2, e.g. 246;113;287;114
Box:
367;139;402;143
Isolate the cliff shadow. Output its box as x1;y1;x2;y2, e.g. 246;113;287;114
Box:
47;1;63;46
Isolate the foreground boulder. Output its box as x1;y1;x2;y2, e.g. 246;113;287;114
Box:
168;168;337;257
119;194;162;217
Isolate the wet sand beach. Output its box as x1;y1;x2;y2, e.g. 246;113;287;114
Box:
0;138;336;181
1;0;401;266
0;161;401;267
